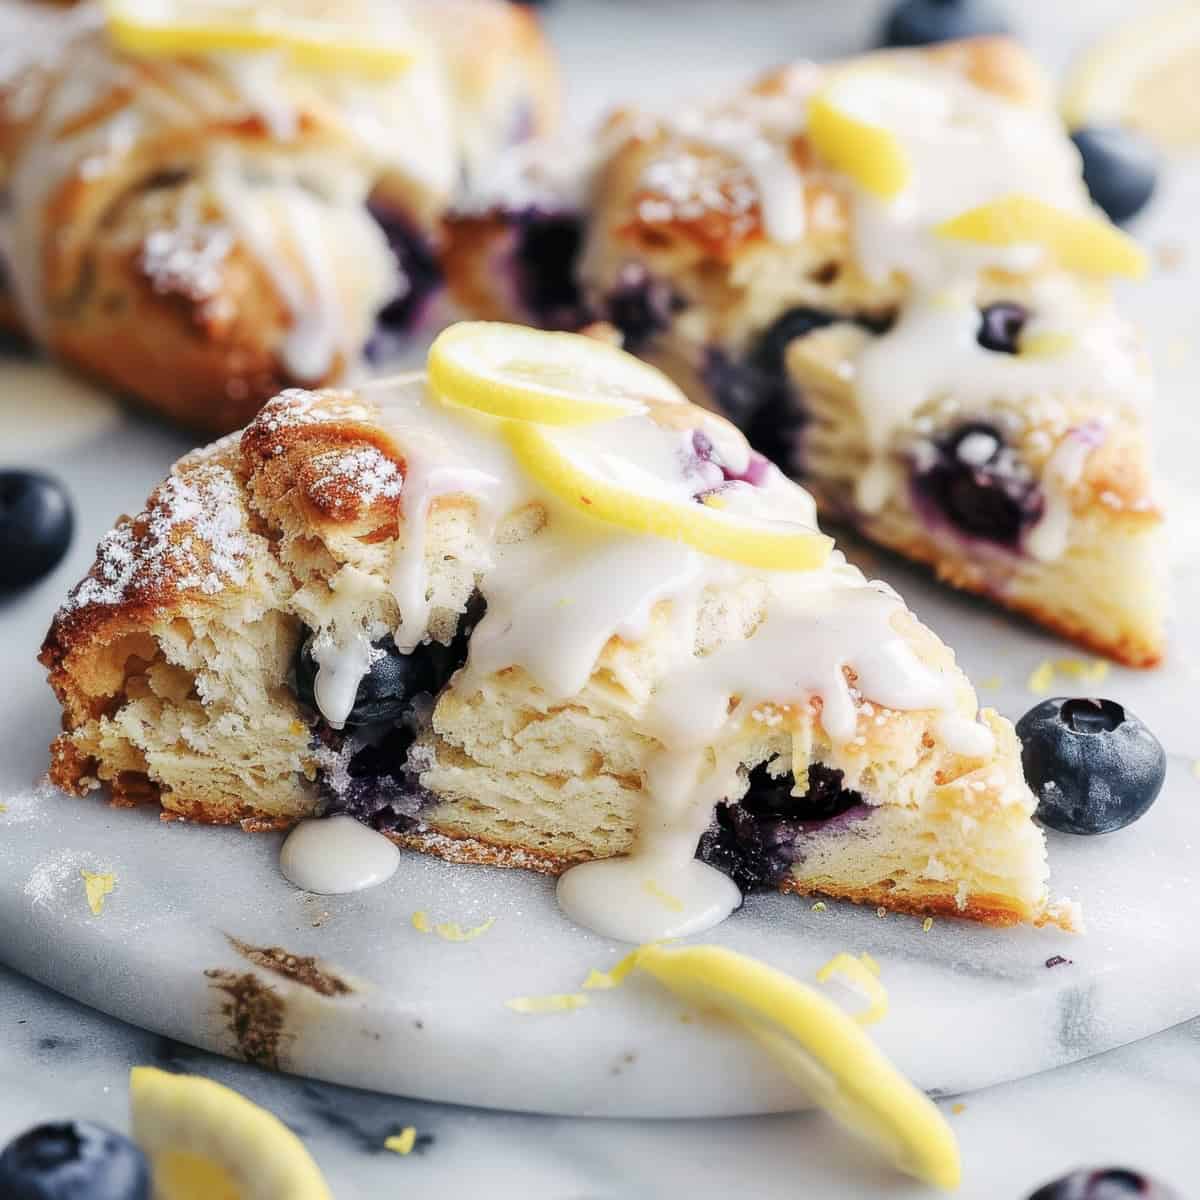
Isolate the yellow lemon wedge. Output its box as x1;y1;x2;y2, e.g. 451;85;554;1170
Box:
635;944;960;1190
1062;3;1200;149
935;195;1147;279
807;73;912;200
429;322;685;426
507;420;833;570
129;1067;332;1200
102;0;416;76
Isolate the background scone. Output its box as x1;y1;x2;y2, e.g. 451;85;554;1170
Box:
445;38;1166;666
0;0;557;431
41;327;1074;930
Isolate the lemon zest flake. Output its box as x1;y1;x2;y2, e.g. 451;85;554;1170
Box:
951;1103;967;1116
433;917;496;943
816;952;889;1026
81;870;115;916
411;910;431;934
1053;657;1110;684
811;901;827;913
922;917;934;933
1027;661;1056;694
505;993;589;1015
642;879;684;913
0;802;8;813
384;1127;417;1156
1192;760;1200;780
582;948;644;991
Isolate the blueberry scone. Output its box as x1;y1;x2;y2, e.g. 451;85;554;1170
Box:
0;0;556;432
446;38;1165;666
41;323;1076;930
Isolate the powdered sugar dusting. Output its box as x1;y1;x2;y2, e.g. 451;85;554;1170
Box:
308;446;403;513
64;464;251;613
25;848;112;910
139;224;235;305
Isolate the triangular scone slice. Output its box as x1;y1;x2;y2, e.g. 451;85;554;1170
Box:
573;37;1165;665
41;343;1075;929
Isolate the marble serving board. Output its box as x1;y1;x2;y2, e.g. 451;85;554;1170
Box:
3;0;1200;1122
0;359;1197;1117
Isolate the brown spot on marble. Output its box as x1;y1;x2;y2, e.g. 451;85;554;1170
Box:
226;936;354;998
205;969;287;1070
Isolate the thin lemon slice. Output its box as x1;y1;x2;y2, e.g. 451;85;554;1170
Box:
507;420;833;570
807;73;912;200
635;945;960;1190
1062;3;1200;148
103;0;416;76
129;1067;332;1200
429;322;684;426
935;195;1147;278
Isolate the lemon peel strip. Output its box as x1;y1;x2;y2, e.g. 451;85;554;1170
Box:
411;910;431;933
82;870;114;916
631;943;958;1189
505;993;590;1015
816;952;889;1025
807;87;910;200
934;195;1147;279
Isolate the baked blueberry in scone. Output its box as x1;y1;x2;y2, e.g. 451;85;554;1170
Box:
0;0;557;433
445;38;1166;667
40;323;1077;931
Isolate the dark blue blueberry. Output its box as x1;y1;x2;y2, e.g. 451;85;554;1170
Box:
1027;1167;1179;1199
1071;127;1159;225
0;1121;150;1200
1017;698;1166;836
365;204;442;358
512;212;588;330
696;763;863;892
977;302;1028;354
911;422;1042;546
880;0;1010;47
0;471;73;591
603;264;684;353
295;593;485;728
320;722;434;832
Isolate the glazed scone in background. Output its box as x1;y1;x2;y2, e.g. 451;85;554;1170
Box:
0;0;557;431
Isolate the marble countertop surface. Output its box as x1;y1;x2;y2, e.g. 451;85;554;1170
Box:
3;0;1199;1196
2;959;1196;1198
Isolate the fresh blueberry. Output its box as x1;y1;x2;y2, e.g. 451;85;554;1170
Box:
1027;1167;1180;1199
1070;127;1159;225
365;204;442;357
880;0;1010;47
0;471;74;591
696;763;864;892
1017;698;1166;835
911;422;1043;546
0;1121;150;1200
513;213;588;330
295;594;485;727
977;302;1028;354
603;264;684;353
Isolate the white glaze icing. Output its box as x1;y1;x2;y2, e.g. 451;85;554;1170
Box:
299;375;996;931
280;815;400;894
0;11;449;371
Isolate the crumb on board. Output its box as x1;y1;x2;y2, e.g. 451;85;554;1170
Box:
810;901;827;913
81;870;114;916
876;906;887;919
